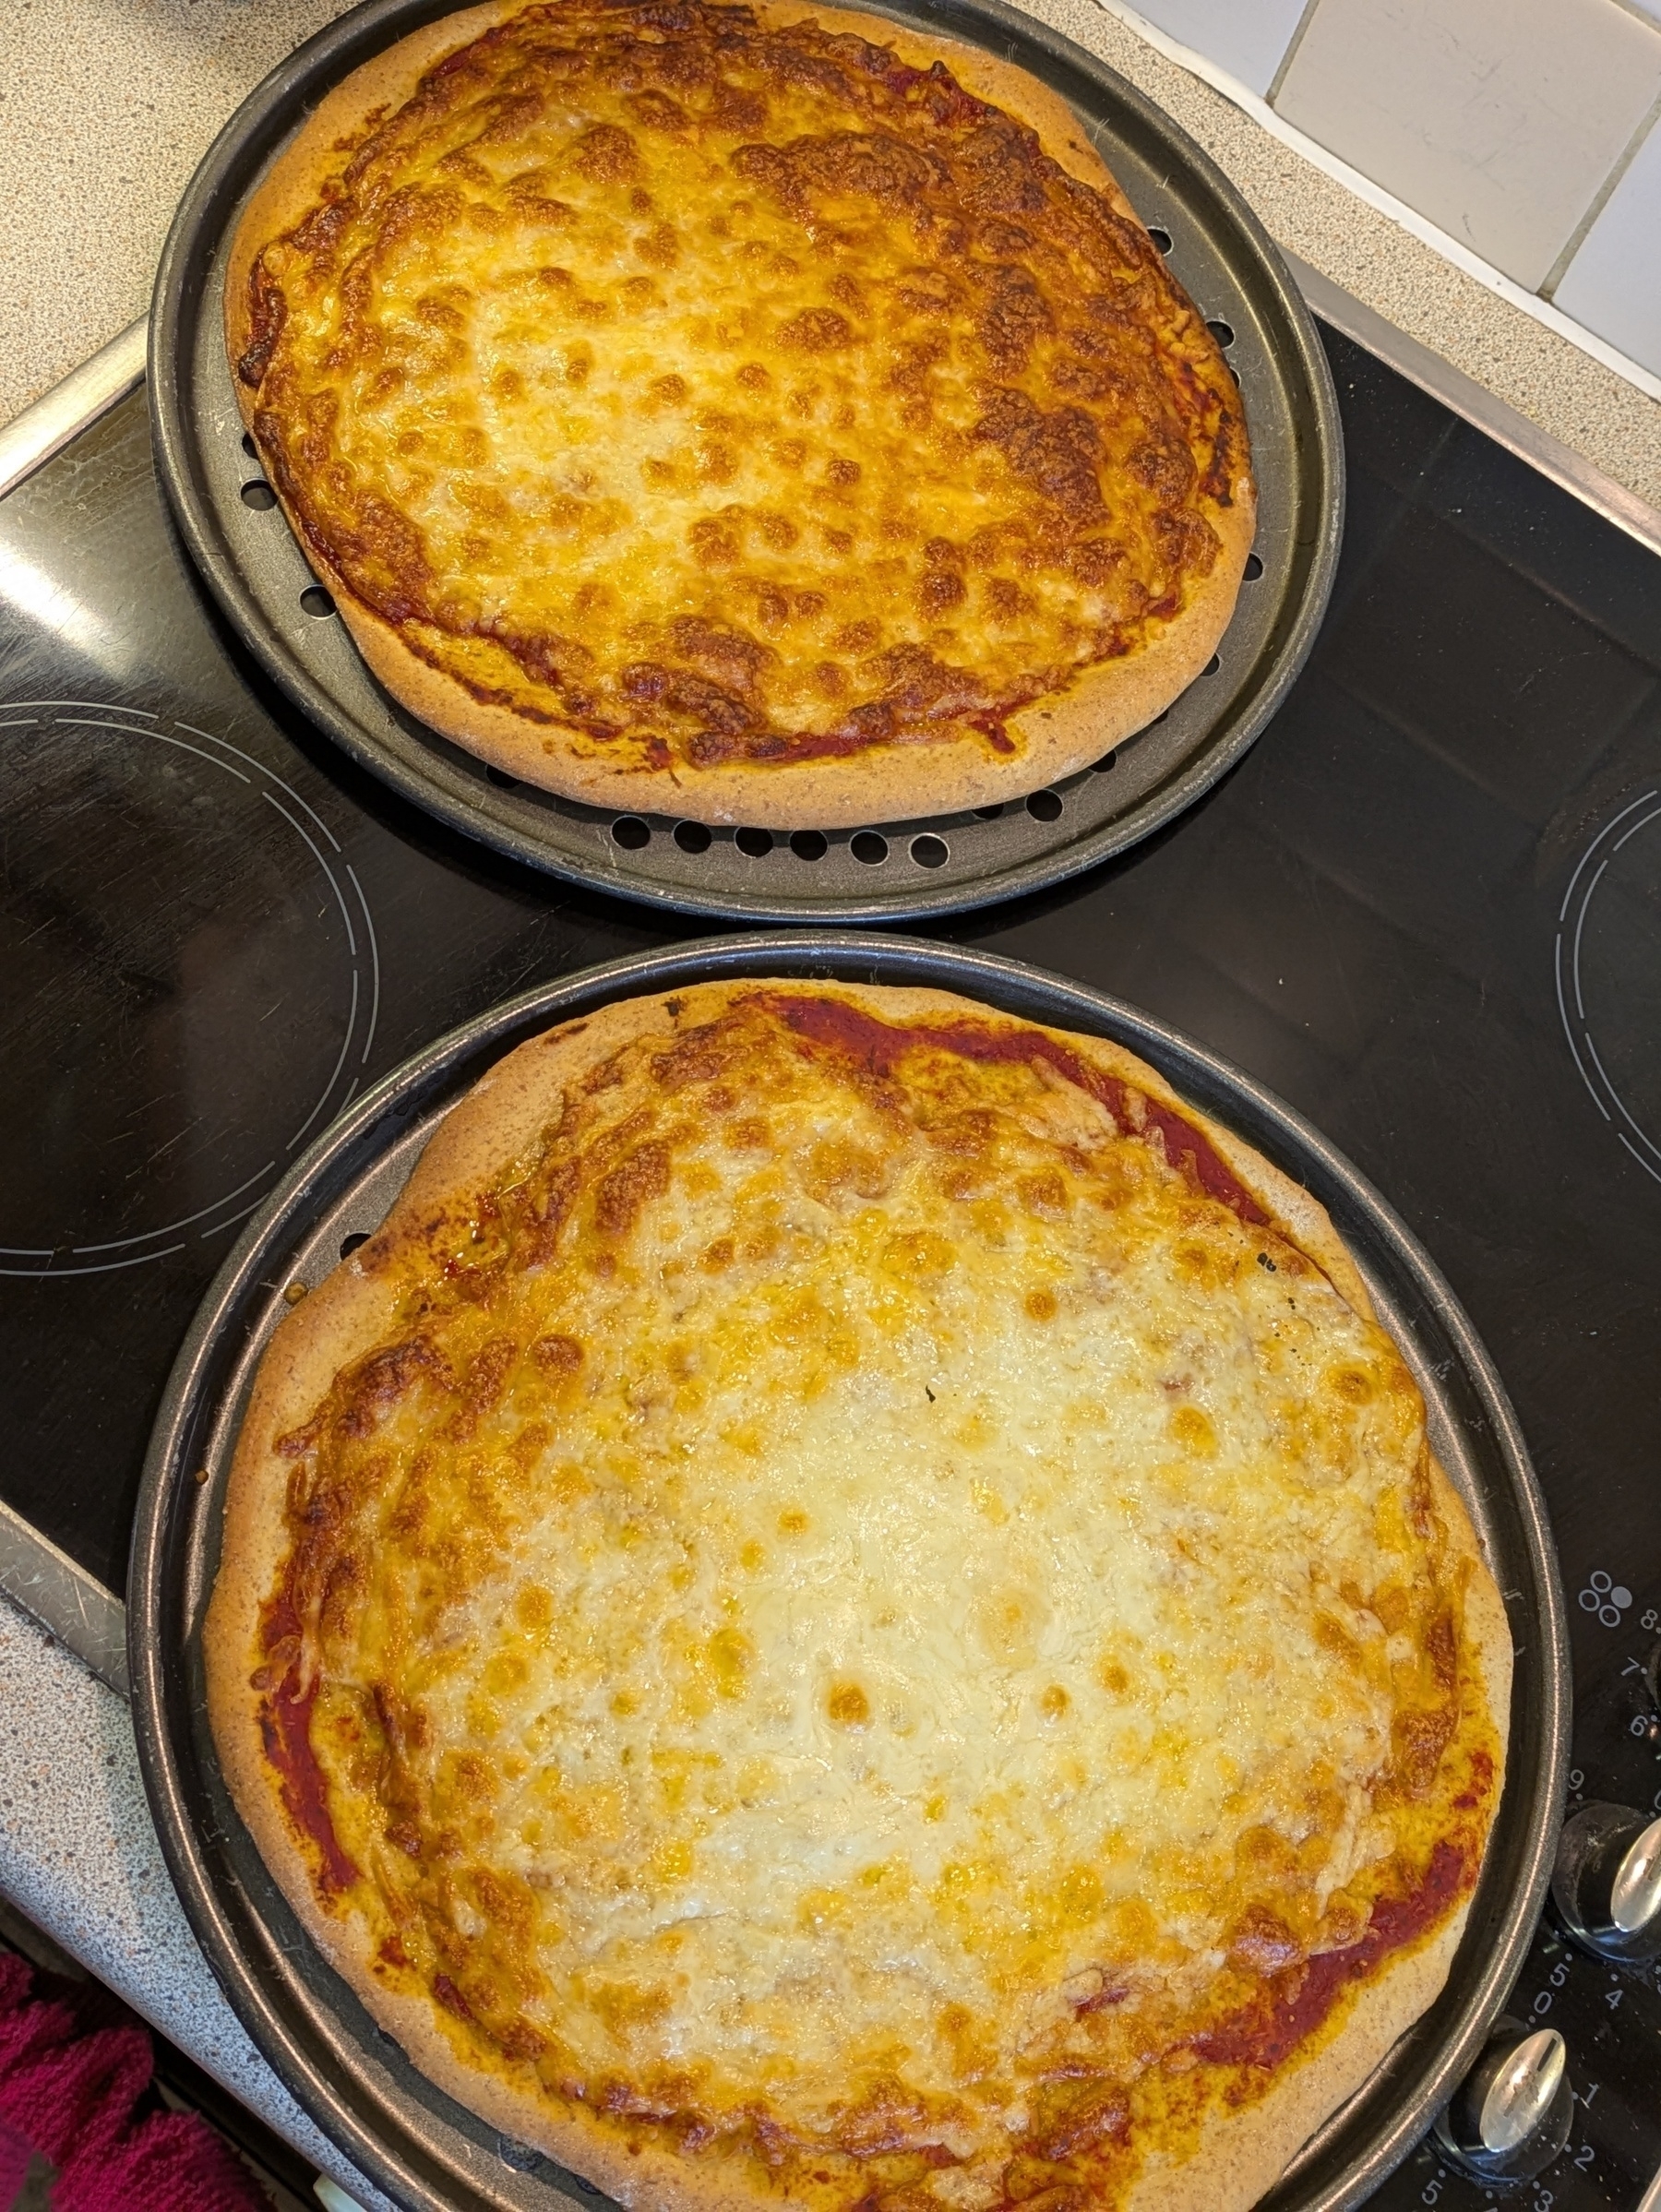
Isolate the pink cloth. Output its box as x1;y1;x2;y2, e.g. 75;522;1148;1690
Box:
0;1950;270;2211
0;2116;32;2209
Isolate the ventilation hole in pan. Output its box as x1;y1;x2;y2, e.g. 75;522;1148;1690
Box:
851;831;889;865
300;585;336;617
910;835;949;868
340;1232;370;1260
1244;552;1263;580
611;815;651;850
735;827;773;856
485;766;520;789
241;431;258;459
1026;789;1063;821
1147;226;1173;253
1229;365;1240;386
1206;319;1236;349
675;820;712;854
1092;749;1117;773
972;804;1003;820
1204;653;1222;676
240;480;277;510
789;830;828;860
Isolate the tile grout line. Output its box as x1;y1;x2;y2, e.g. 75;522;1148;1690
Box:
1539;87;1661;301
1264;0;1325;110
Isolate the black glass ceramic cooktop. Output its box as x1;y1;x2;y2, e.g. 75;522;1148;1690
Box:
3;327;1661;2207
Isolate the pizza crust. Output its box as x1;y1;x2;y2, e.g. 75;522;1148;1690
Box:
1125;1453;1511;2212
314;529;1252;829
207;979;1510;2212
224;0;514;353
225;3;1255;830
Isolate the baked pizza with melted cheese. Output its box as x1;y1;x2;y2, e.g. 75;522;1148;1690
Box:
226;0;1254;828
207;979;1508;2212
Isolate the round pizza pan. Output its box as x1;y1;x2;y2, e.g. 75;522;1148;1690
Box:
149;0;1343;926
130;933;1566;2212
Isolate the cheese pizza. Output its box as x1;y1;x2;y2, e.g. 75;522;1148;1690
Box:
207;979;1508;2212
227;0;1254;828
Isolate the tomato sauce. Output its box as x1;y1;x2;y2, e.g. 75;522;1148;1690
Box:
257;1594;360;1898
1192;1840;1473;2073
762;992;1270;1228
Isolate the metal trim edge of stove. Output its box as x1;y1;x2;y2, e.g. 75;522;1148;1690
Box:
0;1497;129;1696
128;931;1571;2212
0;320;147;505
1285;256;1661;563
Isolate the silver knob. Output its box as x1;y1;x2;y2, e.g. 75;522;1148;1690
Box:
1432;2017;1572;2183
1552;1801;1661;1963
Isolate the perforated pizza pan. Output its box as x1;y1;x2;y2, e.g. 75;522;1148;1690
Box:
149;0;1343;924
129;935;1568;2212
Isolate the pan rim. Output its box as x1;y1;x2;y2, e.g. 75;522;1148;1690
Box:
128;928;1568;2212
147;0;1344;925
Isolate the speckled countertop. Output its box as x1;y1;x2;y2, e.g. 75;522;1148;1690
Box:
0;0;339;412
0;1588;395;2207
3;0;1661;508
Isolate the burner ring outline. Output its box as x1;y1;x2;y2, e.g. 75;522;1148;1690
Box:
0;700;381;1274
1554;787;1661;1187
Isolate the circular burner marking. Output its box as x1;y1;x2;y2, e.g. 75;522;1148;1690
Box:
1555;789;1661;1186
0;700;379;1275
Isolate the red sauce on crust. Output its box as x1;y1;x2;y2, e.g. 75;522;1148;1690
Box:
1192;1839;1473;2074
433;1973;476;2021
759;992;1270;1227
257;1596;360;1898
1451;1748;1496;1813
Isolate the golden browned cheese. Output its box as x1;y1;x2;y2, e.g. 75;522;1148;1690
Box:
236;0;1249;781
245;990;1500;2212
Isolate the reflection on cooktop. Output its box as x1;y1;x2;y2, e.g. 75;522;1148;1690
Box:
1;699;378;1275
1558;791;1661;1186
0;383;677;1584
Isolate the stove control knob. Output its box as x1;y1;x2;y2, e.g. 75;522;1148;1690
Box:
1431;2019;1571;2184
1552;1800;1661;1963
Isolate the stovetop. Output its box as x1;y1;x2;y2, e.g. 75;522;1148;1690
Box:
3;325;1659;2208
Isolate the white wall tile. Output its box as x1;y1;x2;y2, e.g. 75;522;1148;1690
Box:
1552;114;1661;377
1121;0;1313;95
1273;0;1661;290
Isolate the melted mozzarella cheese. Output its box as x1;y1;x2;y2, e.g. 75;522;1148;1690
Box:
294;1001;1464;2174
244;3;1243;776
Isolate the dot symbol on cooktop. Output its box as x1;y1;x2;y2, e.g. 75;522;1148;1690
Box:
1555;789;1661;1188
1577;1571;1632;1627
0;700;380;1277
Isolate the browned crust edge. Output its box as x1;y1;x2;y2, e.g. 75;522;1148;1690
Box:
205;979;1509;2212
223;0;515;356
224;3;1255;831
